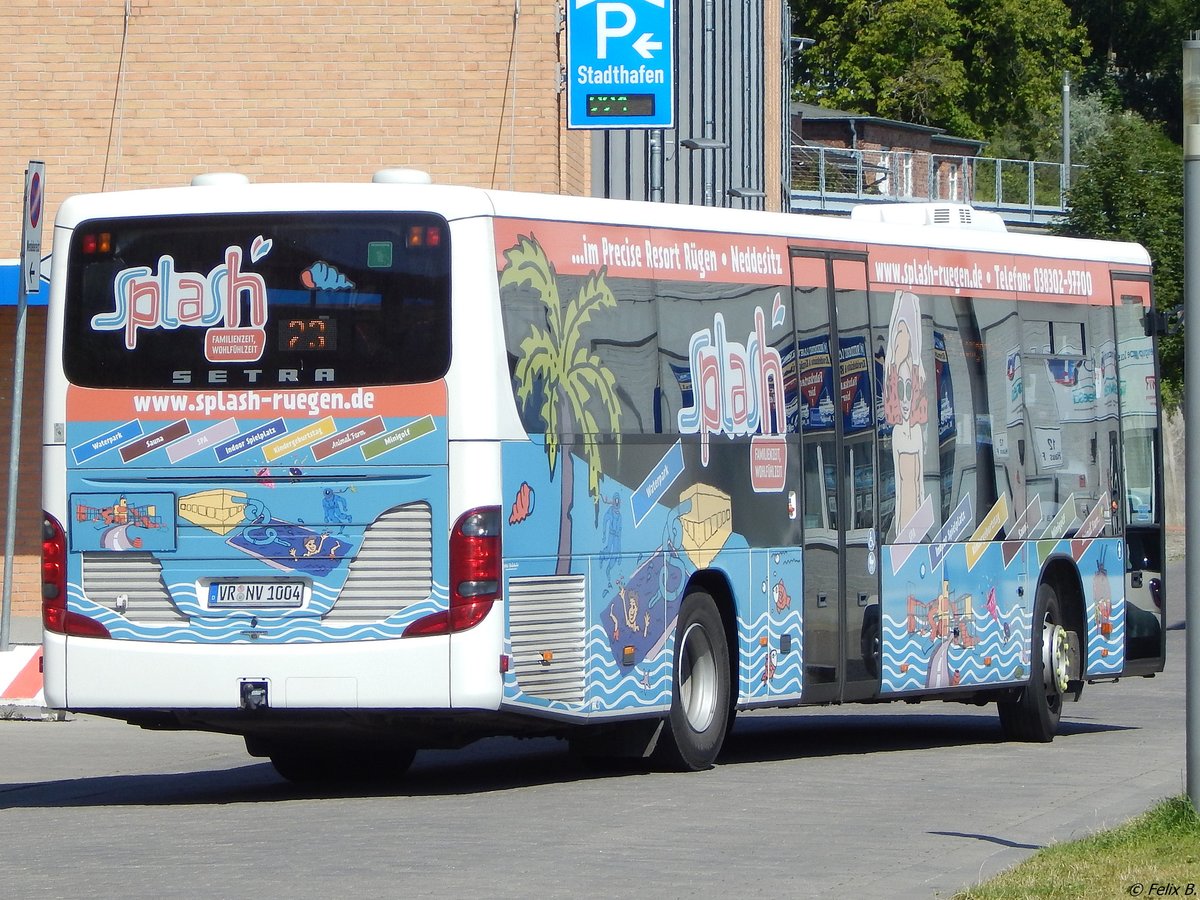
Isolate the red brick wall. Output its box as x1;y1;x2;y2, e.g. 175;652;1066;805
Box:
0;1;586;261
0;307;46;616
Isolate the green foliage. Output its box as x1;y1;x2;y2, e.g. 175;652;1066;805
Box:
795;0;974;134
1068;0;1200;141
1053;111;1184;397
791;0;1088;142
964;0;1089;151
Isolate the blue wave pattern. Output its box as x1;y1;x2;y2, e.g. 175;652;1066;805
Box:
65;396;451;645
739;605;804;700
881;540;1033;694
881;537;1127;693
586;625;674;709
1076;538;1125;676
66;580;450;643
499;440;806;720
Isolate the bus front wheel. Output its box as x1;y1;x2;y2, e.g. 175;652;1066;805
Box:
654;591;731;771
997;583;1070;742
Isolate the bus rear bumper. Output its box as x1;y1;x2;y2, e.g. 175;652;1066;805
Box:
46;632;466;711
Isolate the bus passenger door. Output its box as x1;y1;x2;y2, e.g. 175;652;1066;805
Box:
790;251;881;703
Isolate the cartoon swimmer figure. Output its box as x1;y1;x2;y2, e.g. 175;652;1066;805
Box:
290;531;341;560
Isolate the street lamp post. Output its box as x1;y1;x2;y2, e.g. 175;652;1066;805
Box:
1183;32;1200;811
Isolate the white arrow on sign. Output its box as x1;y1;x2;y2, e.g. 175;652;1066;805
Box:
632;32;661;58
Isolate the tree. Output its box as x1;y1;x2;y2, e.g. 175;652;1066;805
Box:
793;0;975;135
962;0;1089;152
1068;0;1200;142
499;236;623;574
1054;110;1184;401
791;0;1089;146
794;0;975;135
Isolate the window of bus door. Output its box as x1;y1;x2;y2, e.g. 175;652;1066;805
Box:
791;251;839;690
1020;302;1109;533
926;293;1001;533
1113;281;1160;530
832;256;879;694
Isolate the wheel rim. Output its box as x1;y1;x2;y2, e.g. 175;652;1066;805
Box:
678;620;719;732
1042;619;1070;697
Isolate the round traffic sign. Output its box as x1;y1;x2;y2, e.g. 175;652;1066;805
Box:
29;171;42;229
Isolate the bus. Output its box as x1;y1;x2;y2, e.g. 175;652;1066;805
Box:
40;170;1166;781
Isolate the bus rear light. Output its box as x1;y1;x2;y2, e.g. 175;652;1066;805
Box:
403;506;501;638
404;225;442;248
41;513;66;607
80;232;112;254
41;512;110;639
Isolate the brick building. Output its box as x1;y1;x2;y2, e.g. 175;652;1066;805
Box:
0;1;785;617
791;102;984;203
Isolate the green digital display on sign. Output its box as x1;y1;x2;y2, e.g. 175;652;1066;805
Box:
586;94;656;117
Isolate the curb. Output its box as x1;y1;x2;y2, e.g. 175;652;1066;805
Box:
0;645;55;720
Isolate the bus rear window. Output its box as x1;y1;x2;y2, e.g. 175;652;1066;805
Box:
63;213;451;388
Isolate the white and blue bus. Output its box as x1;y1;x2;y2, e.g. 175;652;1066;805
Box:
41;171;1165;781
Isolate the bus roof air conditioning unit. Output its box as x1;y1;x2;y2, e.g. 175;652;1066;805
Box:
851;202;1007;233
190;173;250;187
372;169;433;185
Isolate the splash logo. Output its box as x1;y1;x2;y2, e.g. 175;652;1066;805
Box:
92;238;271;362
678;306;785;466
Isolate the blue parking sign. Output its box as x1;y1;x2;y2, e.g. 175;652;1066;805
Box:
566;0;674;129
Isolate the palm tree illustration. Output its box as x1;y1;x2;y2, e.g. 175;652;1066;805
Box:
500;235;622;575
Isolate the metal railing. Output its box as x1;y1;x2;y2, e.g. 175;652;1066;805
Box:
790;144;1086;227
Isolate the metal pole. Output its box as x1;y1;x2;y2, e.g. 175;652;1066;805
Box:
649;129;664;202
1;241;30;653
0;285;28;653
1183;32;1200;811
1062;71;1072;201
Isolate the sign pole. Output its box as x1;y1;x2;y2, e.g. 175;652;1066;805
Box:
1183;34;1200;812
1;161;44;653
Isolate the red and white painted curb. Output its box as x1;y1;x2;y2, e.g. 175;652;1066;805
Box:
0;645;45;708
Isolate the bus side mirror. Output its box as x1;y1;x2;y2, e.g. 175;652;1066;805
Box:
1142;308;1171;337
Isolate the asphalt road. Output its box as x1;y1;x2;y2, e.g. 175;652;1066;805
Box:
0;561;1187;899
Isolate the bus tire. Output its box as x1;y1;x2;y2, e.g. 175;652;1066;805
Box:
653;591;731;771
265;740;417;785
997;583;1069;742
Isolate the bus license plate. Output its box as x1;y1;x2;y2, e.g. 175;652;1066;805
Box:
209;581;305;608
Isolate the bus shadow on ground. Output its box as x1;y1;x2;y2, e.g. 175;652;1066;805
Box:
0;714;1132;808
716;710;1131;766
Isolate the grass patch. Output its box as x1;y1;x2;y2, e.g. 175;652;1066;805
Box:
956;796;1200;899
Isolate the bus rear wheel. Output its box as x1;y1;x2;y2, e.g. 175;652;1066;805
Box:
257;738;417;786
653;591;730;771
997;583;1070;742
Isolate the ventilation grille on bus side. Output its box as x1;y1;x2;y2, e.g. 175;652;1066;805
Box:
509;574;587;705
325;502;434;621
81;552;187;624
